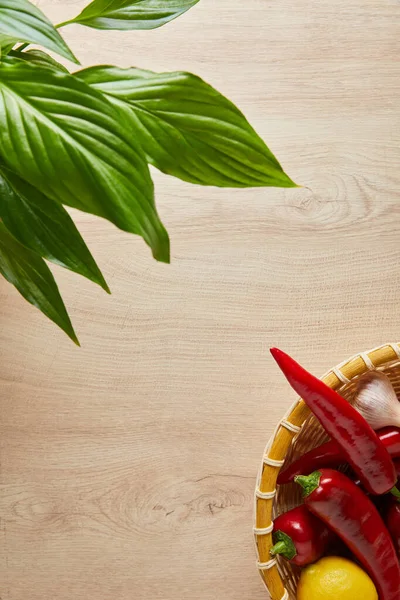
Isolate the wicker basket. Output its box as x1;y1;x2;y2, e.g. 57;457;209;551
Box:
254;342;400;600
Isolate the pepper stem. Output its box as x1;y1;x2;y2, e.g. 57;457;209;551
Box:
270;530;297;560
390;486;400;501
270;541;287;556
295;471;322;497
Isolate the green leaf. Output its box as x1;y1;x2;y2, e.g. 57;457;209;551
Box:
0;33;16;55
0;59;169;263
64;0;199;31
0;166;109;292
9;49;69;73
77;66;297;188
0;222;78;344
0;0;78;63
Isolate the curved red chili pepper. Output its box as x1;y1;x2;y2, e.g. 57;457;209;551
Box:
278;426;400;484
386;495;400;556
296;469;400;600
270;348;396;495
270;505;336;566
385;459;400;556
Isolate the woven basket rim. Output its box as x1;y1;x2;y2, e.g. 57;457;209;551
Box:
254;342;400;600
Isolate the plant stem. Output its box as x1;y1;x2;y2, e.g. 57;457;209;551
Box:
295;471;322;497
56;21;73;29
270;541;287;556
270;531;297;560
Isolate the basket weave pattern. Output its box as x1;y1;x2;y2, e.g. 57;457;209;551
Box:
254;342;400;600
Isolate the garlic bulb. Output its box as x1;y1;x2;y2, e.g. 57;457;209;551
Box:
353;371;400;429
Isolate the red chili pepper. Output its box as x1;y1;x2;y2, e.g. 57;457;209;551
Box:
278;426;400;485
270;504;336;566
296;469;400;600
270;348;396;495
385;462;400;556
386;494;400;556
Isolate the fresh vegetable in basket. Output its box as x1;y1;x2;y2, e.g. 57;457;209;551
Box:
278;426;400;484
385;491;400;557
353;371;400;430
297;556;378;600
270;505;336;566
295;469;400;600
270;348;397;495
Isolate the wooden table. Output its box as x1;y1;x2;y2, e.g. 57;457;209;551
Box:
0;1;399;598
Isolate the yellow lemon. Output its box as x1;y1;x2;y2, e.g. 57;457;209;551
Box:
297;556;378;600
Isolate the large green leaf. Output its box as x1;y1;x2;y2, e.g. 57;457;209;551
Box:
0;166;109;291
0;59;169;263
77;66;296;188
0;33;16;55
63;0;199;30
0;222;78;344
9;49;69;73
0;0;77;62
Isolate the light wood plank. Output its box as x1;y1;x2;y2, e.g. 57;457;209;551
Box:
0;0;399;598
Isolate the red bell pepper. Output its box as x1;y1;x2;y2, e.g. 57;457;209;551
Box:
270;504;336;566
278;426;400;484
270;348;396;495
296;469;400;600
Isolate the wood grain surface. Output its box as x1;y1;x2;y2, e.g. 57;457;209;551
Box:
1;1;399;599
